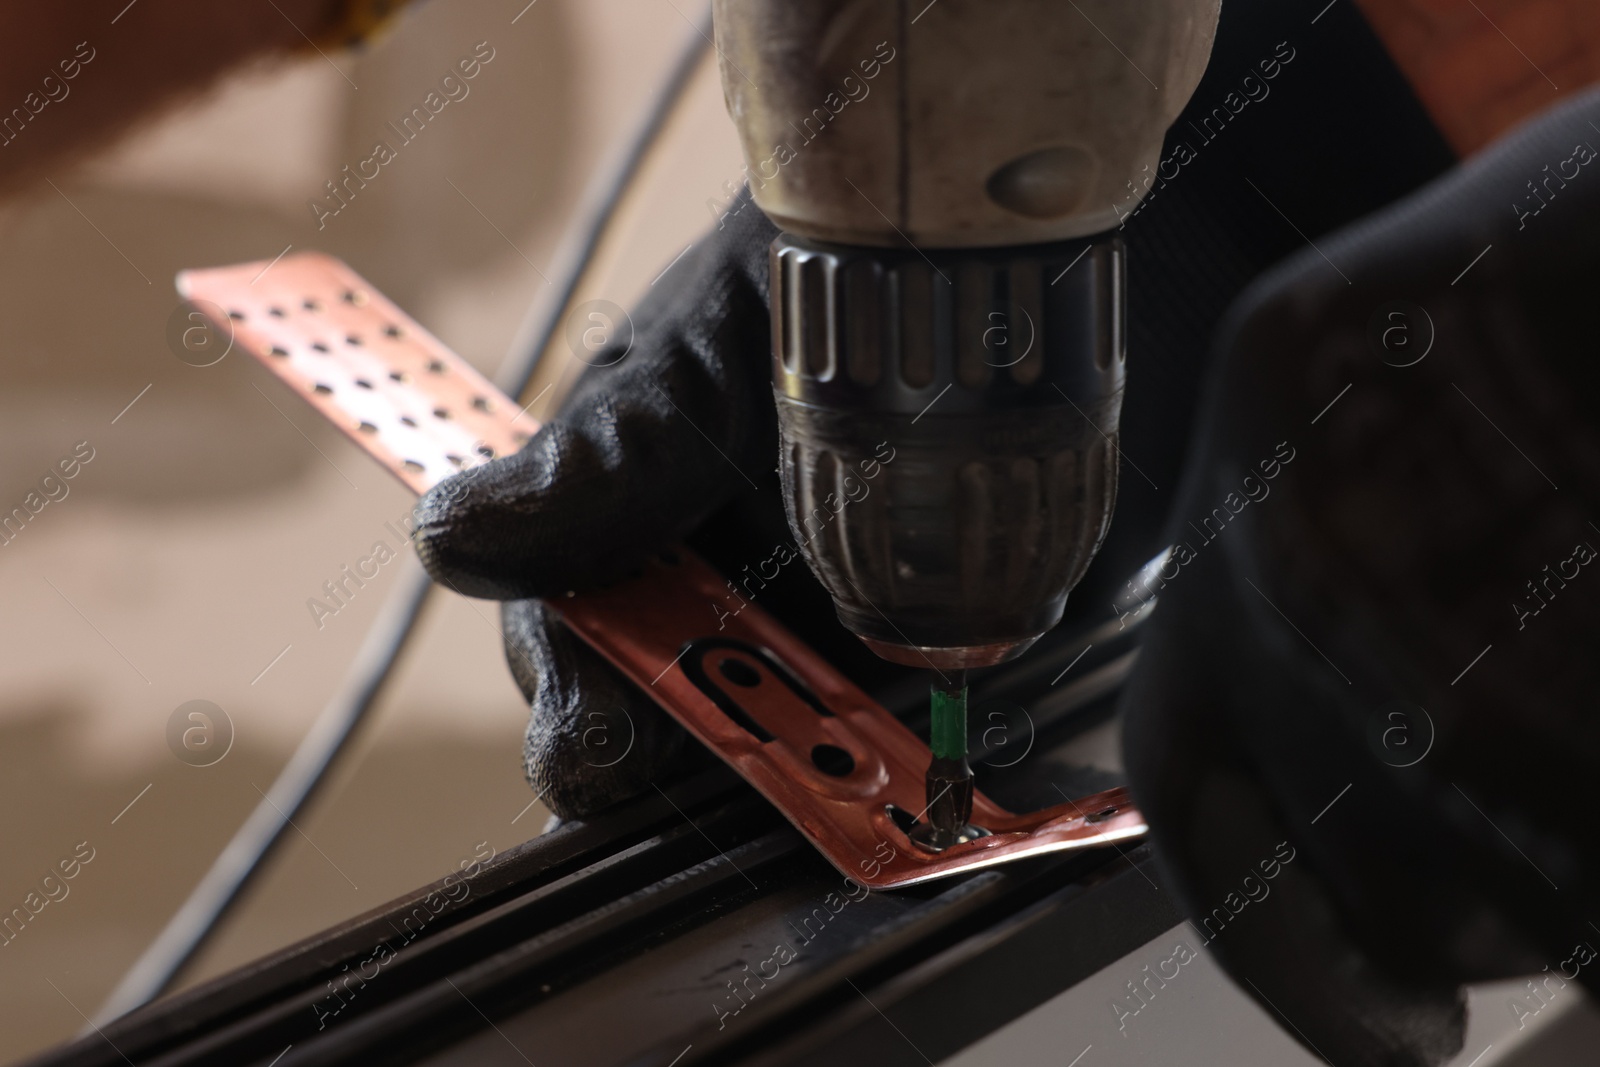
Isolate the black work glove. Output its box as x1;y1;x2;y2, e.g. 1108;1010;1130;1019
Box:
414;195;896;818
414;194;770;819
1122;85;1600;1066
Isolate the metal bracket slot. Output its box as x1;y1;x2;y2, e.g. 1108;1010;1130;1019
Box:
177;251;1147;890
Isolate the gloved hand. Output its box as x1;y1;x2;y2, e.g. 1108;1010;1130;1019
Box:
414;194;902;819
1122;85;1600;1066
413;192;770;819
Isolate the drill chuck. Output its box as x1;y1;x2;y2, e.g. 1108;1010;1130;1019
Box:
771;232;1125;669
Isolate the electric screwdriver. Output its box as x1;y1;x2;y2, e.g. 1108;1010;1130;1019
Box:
712;0;1220;844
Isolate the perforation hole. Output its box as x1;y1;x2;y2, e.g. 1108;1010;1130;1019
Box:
354;379;373;390
811;744;855;778
357;421;378;434
433;407;450;420
426;360;445;374
268;306;286;318
227;309;245;321
472;396;491;413
401;459;425;473
718;658;760;688
345;335;361;346
389;371;407;383
384;325;403;339
399;415;418;427
446;454;465;468
475;444;495;458
342;289;369;306
268;346;289;358
311;342;329;353
312;383;333;395
303;298;322;312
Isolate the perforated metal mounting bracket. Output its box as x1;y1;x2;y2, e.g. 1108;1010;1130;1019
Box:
177;251;1147;889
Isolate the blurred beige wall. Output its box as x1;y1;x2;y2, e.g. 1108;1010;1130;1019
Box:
0;0;743;1060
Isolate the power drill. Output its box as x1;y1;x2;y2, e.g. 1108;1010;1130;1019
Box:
713;0;1220;845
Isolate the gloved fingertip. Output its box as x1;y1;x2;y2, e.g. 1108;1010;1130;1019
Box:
411;460;520;600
